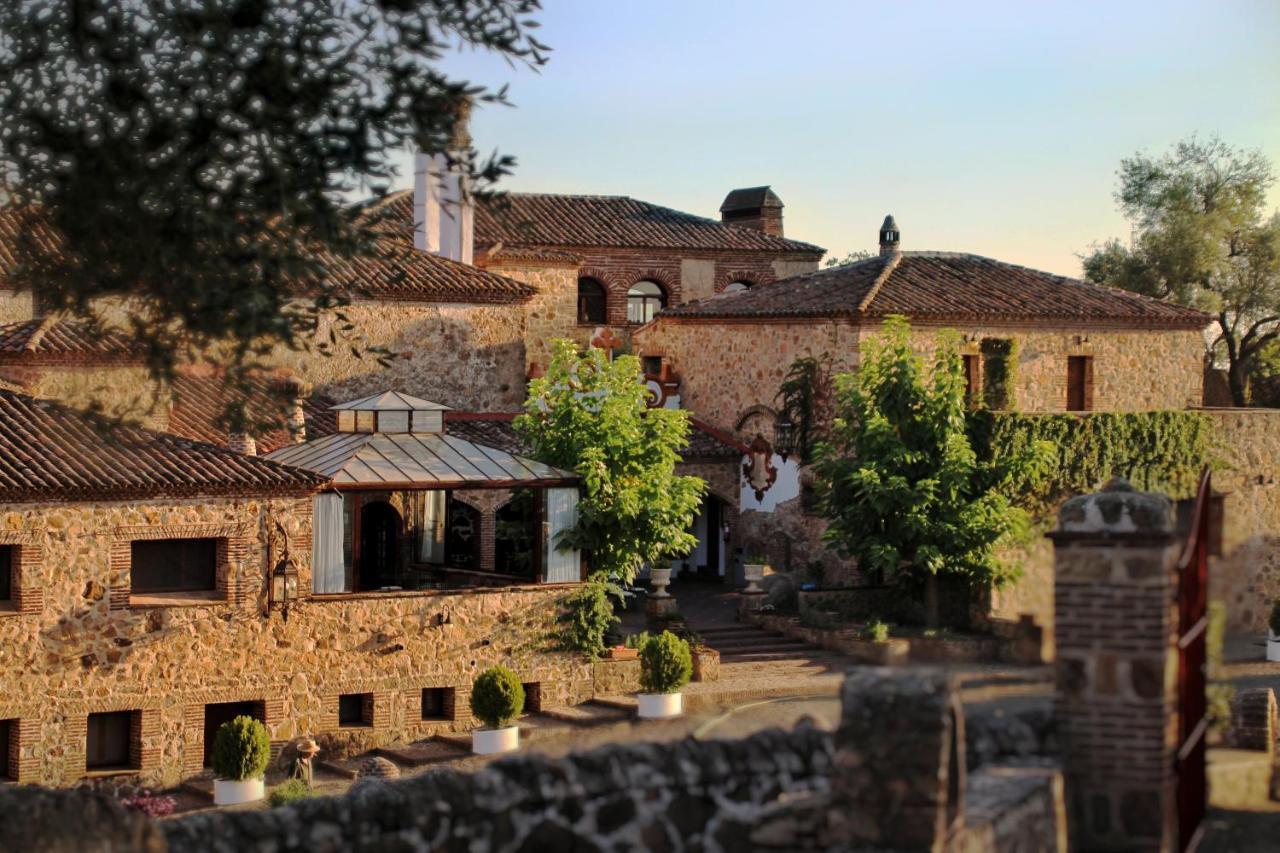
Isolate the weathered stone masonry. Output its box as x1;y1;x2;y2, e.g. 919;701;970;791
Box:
0;495;589;788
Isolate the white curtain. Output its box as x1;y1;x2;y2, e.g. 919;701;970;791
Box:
544;488;580;583
417;490;446;564
312;493;347;593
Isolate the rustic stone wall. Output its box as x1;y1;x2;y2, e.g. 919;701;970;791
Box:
0;289;34;324
0;365;169;428
0;495;589;788
478;259;582;377
1203;409;1280;633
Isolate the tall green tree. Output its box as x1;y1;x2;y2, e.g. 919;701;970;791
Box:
814;316;1048;628
515;339;705;585
0;0;547;424
1082;136;1280;405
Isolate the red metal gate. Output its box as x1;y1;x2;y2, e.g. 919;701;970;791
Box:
1175;467;1210;851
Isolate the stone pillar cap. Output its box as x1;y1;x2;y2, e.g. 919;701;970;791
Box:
1055;477;1174;536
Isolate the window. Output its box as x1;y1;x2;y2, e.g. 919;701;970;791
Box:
963;355;980;409
1067;356;1094;412
355;410;376;433
723;281;751;294
577;277;607;324
521;682;542;714
642;356;663;376
494;490;538;579
0;545;12;603
421;688;454;721
626;280;666;324
86;711;136;771
0;719;13;780
339;693;372;727
130;539;217;594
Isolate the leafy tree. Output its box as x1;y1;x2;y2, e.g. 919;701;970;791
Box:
515;339;705;585
824;250;874;268
0;0;547;425
814;316;1049;628
1082;136;1280;405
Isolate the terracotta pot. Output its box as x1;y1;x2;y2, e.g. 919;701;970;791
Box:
213;777;265;806
472;726;520;755
637;692;683;719
606;646;638;661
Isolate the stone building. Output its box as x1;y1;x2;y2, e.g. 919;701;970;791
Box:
0;387;595;789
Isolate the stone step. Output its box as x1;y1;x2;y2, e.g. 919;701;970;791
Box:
705;636;808;651
697;626;780;638
375;738;469;769
538;702;631;726
1208;748;1274;809
713;641;818;656
315;756;363;780
719;649;825;663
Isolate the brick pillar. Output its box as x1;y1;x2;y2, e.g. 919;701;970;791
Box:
479;509;496;572
1049;479;1181;852
829;668;965;851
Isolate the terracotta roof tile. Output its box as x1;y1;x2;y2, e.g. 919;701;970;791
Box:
0;388;327;501
0;317;145;365
442;412;745;460
659;252;1211;328
168;368;335;455
375;191;823;255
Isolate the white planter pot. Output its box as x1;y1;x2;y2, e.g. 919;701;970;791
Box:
472;726;520;755
637;692;683;719
649;567;672;599
743;563;765;594
1268;631;1280;662
213;776;265;806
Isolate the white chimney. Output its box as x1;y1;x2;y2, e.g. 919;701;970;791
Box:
413;152;474;265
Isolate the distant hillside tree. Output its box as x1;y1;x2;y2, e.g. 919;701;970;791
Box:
515;340;705;585
1082;137;1280;405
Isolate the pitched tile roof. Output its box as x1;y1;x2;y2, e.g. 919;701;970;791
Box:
0;317;146;365
0;203;537;306
399;192;823;255
0;388;327;501
442;413;747;461
168;367;334;455
658;251;1212;328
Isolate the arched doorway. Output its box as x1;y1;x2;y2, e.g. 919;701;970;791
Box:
359;501;401;590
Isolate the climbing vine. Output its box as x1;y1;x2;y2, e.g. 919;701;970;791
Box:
979;338;1019;410
969;409;1217;519
775;354;834;463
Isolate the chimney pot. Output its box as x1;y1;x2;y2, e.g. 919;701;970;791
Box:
879;215;900;256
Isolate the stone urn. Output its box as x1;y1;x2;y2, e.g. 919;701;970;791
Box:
213;777;265;806
742;561;766;594
472;725;520;755
649;567;672;599
637;692;683;719
1268;630;1280;662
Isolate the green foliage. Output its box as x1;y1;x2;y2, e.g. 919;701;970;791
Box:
268;779;315;808
814;316;1051;627
776;354;834;462
1207;683;1236;740
210;716;270;782
558;581;620;660
864;619;890;643
979;339;1018;410
1081;136;1280;405
969;409;1216;519
1207;600;1227;678
638;631;692;695
515;340;706;585
0;1;547;427
470;666;525;729
824;250;875;267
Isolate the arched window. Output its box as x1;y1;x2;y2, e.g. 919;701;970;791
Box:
723;281;752;295
577;277;607;324
627;280;666;324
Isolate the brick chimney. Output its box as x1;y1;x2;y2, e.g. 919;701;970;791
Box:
270;372;310;445
720;186;784;237
413;101;474;264
227;432;257;456
879;215;900;256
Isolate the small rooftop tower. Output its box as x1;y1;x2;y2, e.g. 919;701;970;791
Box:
720;186;785;237
331;391;451;435
879;215;900;256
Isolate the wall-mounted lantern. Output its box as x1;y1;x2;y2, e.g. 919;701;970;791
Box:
269;520;300;621
774;417;796;461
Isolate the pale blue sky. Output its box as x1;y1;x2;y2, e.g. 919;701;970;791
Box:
392;0;1279;276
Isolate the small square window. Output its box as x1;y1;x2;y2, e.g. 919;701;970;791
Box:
0;718;14;781
642;356;663;377
521;682;542;714
338;693;372;728
131;538;218;594
87;711;137;771
355;410;376;433
421;687;454;721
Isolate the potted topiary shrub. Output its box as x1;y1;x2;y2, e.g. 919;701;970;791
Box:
470;666;525;755
211;715;271;806
742;554;767;594
637;630;693;719
1268;600;1280;662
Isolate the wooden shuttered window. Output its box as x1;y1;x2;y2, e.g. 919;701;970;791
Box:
1067;356;1094;412
963;355;980;409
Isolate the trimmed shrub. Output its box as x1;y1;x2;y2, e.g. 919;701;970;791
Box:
639;630;692;695
559;581;620;660
210;715;270;781
470;666;525;729
268;778;314;807
864;619;890;643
